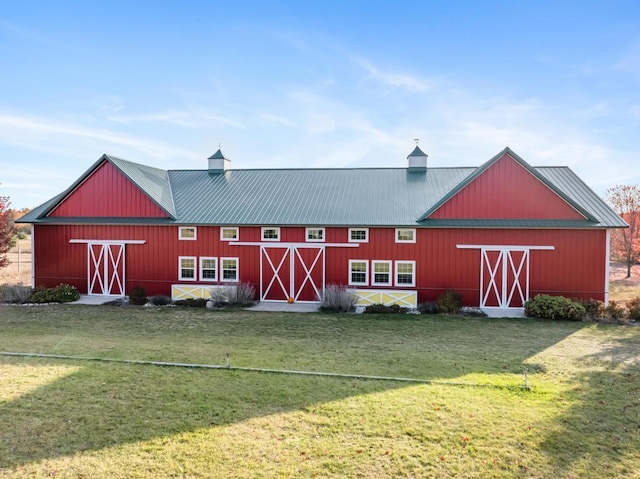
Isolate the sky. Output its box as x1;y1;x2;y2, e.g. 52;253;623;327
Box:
1;0;639;209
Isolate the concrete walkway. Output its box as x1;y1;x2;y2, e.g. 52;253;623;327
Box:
246;302;320;313
73;295;121;305
482;308;526;318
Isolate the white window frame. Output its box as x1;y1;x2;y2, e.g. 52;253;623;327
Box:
261;227;281;242
306;227;325;243
199;257;218;282
220;257;239;282
348;259;369;286
371;260;392;286
348;228;369;243
178;256;197;281
394;260;416;287
220;227;238;242
178;226;197;241
395;228;416;244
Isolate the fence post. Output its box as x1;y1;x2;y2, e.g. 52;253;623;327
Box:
17;246;21;276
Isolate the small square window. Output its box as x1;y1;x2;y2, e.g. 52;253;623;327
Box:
349;260;368;286
221;257;239;282
200;257;218;281
348;228;369;243
262;227;280;241
178;256;196;280
395;261;415;287
395;228;416;243
306;228;325;242
179;227;197;241
372;260;392;286
220;227;238;241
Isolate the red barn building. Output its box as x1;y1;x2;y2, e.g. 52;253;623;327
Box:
19;146;625;313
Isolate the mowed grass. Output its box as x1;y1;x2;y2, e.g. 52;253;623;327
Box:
1;306;639;478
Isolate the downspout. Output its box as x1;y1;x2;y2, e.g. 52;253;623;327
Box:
604;229;611;304
31;225;35;289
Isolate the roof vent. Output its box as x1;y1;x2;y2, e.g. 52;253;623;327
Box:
407;142;427;172
208;148;231;174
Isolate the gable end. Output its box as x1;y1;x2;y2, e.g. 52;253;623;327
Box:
419;148;597;222
47;158;172;218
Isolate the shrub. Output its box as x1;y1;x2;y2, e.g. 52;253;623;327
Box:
149;295;172;306
364;303;408;314
28;284;80;303
524;294;586;321
418;301;440;314
209;283;256;306
174;298;208;308
605;300;627;321
437;290;463;314
319;284;356;312
16;231;27;240
0;284;32;304
575;298;606;321
626;297;640;321
128;286;148;306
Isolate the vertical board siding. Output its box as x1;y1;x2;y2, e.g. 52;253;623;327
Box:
33;225;607;304
49;162;168;218
430;155;585;220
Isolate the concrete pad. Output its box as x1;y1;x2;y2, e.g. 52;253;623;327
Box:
246;302;320;313
482;308;526;318
73;295;121;305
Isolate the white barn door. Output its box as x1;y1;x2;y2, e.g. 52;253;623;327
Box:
88;243;125;296
480;249;529;308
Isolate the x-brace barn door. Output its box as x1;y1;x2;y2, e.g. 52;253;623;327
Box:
480;249;529;308
88;243;125;296
261;245;325;302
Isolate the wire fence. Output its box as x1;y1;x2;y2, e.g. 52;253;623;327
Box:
1;245;31;284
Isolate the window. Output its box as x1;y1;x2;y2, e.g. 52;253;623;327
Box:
349;260;368;285
220;227;238;241
262;227;280;241
199;257;218;281
178;256;196;280
178;227;197;240
221;257;239;282
348;228;369;243
395;260;416;287
395;228;416;243
372;260;392;286
306;227;325;242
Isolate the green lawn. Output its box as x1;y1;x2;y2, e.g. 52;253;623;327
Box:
1;305;639;478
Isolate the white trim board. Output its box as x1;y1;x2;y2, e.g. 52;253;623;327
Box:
70;239;146;245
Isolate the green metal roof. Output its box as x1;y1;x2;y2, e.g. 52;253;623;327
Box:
169;167;474;226
18;148;625;229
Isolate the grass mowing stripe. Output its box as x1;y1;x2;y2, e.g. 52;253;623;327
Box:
0;351;530;390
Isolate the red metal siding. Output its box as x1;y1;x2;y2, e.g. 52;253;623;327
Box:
430;155;585;220
33;224;607;305
49;161;168;218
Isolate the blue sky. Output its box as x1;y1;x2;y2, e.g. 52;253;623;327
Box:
1;0;639;209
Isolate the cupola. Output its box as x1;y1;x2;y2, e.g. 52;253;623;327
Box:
407;142;428;172
208;148;231;174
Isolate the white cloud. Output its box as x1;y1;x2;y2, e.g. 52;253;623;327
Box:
354;57;430;93
258;113;298;128
107;110;245;128
0;113;196;161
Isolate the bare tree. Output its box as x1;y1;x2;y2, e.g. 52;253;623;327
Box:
605;185;640;278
